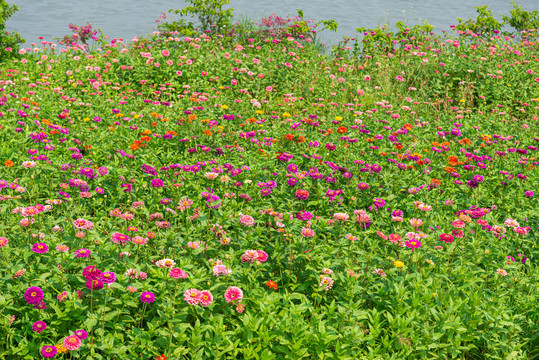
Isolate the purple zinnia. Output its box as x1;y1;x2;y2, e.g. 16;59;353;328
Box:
86;279;104;291
24;286;44;304
32;243;49;254
140;291;155;304
74;329;89;340
40;345;57;358
74;249;91;258
524;191;534;197
82;265;102;280
32;320;47;333
151;178;164;188
100;271;116;283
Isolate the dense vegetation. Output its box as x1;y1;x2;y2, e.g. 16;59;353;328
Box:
0;1;538;359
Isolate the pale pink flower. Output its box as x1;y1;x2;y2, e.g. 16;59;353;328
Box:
239;214;255;226
388;234;401;244
155;259;176;268
333;213;349;221
452;220;466;228
319;277;334;291
213;265;231;277
496;268;507;276
373;268;387;276
184;288;201;305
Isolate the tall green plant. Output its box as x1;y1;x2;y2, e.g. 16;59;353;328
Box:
502;1;539;33
159;0;234;36
0;0;25;60
455;5;504;36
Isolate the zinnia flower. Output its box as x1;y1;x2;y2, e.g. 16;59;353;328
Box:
224;286;243;303
32;320;47;333
24;286;44;304
82;265;102;280
63;335;81;351
140;291;155;303
184;288;201;305
100;272;116;283
32;242;49;254
199;290;213;307
40;345;57;358
74;329;88;340
439;233;454;243
74;249;91;258
86;279;104;291
169;268;188;279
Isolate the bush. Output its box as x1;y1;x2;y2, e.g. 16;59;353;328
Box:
502;1;539;34
0;0;25;60
159;0;234;37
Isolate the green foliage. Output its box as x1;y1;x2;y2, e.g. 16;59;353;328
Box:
0;0;25;60
395;20;436;44
502;1;539;34
159;0;234;36
354;25;394;56
455;5;504;36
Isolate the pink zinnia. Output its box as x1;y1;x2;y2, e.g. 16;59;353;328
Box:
224;286;243;303
239;214;255;226
169;268;188;279
0;236;8;247
213;265;230;277
439;233;454;243
256;250;268;262
409;218;423;227
452;220;466;228
82;265;102;280
184;288;201;305
376;231;387;240
199;290;213;307
63;335;82;350
110;232;130;245
405;239;422;251
388;234;401;243
32;242;48;254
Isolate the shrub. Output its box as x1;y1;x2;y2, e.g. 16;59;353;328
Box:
0;0;25;59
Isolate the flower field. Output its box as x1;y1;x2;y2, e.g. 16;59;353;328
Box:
0;10;539;360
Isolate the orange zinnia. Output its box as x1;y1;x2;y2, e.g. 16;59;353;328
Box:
265;280;278;290
4;160;14;167
448;156;459;166
284;134;295;141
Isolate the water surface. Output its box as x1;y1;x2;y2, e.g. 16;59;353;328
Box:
7;0;539;46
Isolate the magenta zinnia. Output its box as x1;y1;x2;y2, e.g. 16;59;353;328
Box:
32;320;47;333
40;345;57;358
140;291;155;303
32;242;49;254
24;286;44;304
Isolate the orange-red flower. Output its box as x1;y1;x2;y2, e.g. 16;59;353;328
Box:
265;280;278;290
